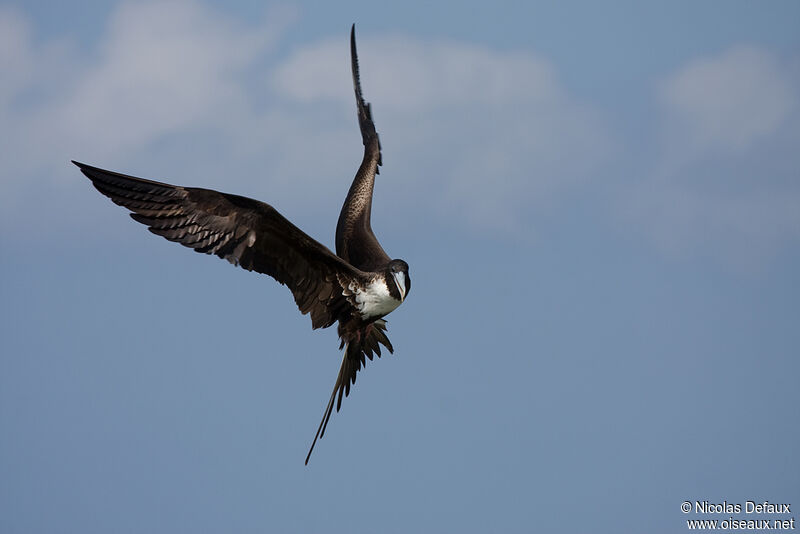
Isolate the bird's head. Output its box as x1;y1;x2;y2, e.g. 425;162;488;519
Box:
387;259;410;302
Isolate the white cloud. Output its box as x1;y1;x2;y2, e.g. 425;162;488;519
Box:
63;1;269;148
660;45;796;153
273;36;613;232
2;1;284;174
629;46;800;265
0;6;612;240
0;6;78;160
0;7;34;106
274;37;563;111
4;2;797;268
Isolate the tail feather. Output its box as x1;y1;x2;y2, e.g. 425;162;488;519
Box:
305;319;393;465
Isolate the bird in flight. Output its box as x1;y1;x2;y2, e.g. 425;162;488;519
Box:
73;25;410;464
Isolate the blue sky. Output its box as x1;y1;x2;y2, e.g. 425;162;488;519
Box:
2;1;799;532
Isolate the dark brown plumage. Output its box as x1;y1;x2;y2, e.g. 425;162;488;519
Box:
74;25;410;465
336;25;386;272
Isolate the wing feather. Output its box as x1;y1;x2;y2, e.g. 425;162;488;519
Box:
334;25;391;271
75;160;366;330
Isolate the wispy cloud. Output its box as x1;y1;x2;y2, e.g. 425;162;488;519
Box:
4;1;796;267
1;1;286;176
0;4;612;240
627;45;800;265
273;36;614;232
660;46;796;153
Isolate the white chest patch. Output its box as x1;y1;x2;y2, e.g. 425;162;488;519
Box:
354;279;401;319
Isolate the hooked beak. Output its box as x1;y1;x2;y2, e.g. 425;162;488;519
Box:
391;271;407;302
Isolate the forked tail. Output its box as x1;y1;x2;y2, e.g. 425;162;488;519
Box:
305;319;393;464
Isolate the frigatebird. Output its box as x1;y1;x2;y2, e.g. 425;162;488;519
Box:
73;25;410;464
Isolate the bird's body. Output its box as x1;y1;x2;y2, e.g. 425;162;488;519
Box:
74;25;410;464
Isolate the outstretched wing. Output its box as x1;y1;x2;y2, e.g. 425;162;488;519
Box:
334;24;391;272
74;160;364;330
